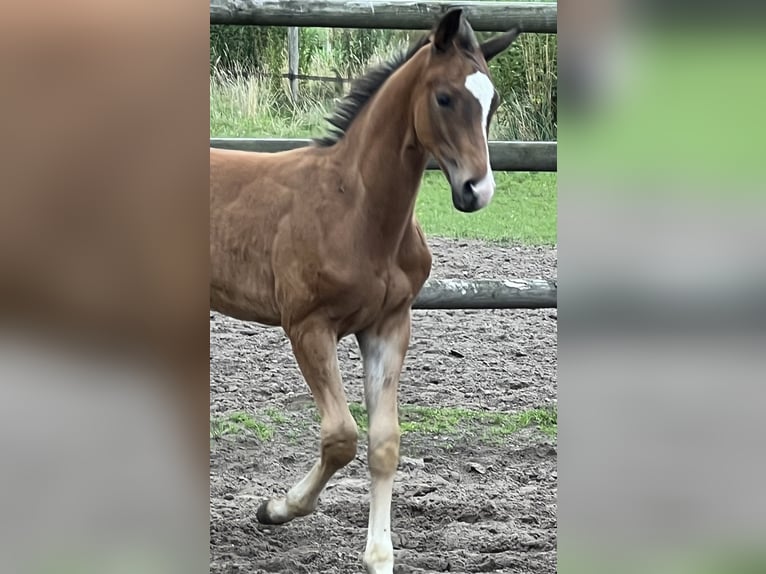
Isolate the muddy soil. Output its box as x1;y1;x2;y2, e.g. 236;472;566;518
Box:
210;238;558;573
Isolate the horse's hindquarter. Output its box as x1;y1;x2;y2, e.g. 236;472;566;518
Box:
209;148;298;324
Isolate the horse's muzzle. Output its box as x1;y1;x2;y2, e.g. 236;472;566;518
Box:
451;180;480;212
438;158;495;213
450;172;495;213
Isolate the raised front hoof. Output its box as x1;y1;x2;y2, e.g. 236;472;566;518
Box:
256;499;289;525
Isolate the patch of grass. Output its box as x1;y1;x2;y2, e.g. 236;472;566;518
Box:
347;402;557;441
348;402;368;430
416;171;556;244
482;406;557;440
264;406;288;424
212;403;556;444
399;405;474;435
210;411;274;440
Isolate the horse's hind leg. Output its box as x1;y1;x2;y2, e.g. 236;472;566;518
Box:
357;309;411;574
256;319;358;525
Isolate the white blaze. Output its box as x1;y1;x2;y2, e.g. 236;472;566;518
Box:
464;70;496;207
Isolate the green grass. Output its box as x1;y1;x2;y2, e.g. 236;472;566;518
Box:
417;171;556;244
350;403;557;441
210;411;274;440
264;406;288;424
211;403;557;442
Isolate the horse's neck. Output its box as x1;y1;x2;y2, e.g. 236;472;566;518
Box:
341;55;428;250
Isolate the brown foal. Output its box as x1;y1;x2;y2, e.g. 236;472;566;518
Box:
210;9;520;573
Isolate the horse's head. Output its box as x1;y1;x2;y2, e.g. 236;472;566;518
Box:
413;9;521;212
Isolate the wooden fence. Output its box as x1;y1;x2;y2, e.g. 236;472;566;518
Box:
210;0;557;33
209;0;558;309
413;279;556;310
210;138;557;172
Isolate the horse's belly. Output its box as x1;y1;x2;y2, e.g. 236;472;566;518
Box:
209;257;282;326
210;284;281;326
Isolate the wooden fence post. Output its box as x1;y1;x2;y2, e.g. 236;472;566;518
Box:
287;26;299;102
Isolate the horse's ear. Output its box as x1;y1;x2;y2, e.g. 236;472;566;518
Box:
480;27;522;62
433;8;464;53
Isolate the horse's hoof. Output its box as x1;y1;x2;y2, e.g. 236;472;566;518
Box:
256;499;278;524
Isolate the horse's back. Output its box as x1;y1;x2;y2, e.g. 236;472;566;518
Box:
211;147;284;199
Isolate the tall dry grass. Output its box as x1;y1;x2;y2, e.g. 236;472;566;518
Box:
210;31;556;142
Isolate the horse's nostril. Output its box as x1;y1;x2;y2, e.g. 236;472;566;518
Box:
462;180;475;197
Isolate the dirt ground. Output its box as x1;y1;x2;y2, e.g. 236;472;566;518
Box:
210;238;558;573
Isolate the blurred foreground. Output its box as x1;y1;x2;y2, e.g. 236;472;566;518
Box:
560;1;766;572
0;2;209;573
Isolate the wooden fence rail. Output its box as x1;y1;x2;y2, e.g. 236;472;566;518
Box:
210;138;558;172
413;278;556;310
210;0;558;33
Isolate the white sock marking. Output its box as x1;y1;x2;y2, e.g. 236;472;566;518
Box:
364;474;395;573
359;335;401;573
464;70;496;207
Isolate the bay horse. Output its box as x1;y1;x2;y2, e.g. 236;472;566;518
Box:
210;9;520;573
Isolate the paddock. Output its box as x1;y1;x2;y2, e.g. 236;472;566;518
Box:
210;239;557;572
209;1;557;572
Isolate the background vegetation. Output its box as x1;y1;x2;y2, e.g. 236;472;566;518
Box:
210;24;556;142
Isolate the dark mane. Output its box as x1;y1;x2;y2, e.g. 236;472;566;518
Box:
313;34;430;148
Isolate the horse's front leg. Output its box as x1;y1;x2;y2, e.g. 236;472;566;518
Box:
256;318;358;524
357;309;411;574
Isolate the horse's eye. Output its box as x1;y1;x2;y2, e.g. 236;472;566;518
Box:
436;93;452;108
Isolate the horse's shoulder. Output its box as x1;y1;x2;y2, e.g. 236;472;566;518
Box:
397;219;432;291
